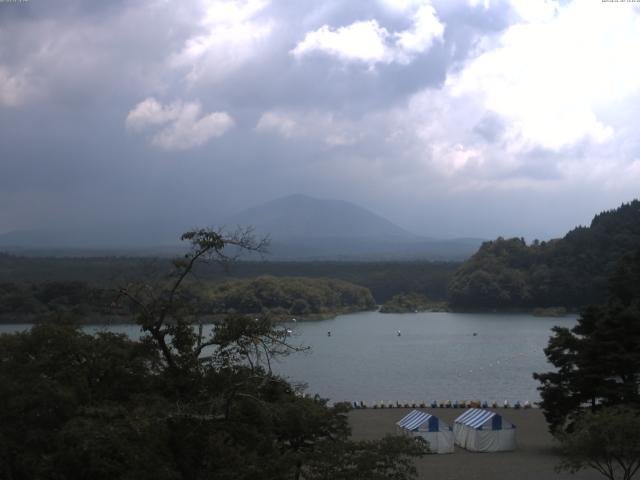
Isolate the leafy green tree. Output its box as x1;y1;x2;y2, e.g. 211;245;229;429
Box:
1;227;426;480
534;251;640;433
557;406;640;480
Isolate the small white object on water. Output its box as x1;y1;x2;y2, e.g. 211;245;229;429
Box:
397;330;401;336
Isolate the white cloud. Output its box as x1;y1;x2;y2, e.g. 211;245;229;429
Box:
357;0;640;191
379;0;426;13
256;110;362;147
255;111;301;138
466;0;491;10
171;0;274;85
291;21;393;65
445;0;640;152
291;1;444;66
509;0;559;23
126;98;234;150
0;66;35;107
394;4;445;62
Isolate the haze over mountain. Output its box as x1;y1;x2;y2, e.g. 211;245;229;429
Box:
0;194;482;260
224;194;416;240
224;194;482;260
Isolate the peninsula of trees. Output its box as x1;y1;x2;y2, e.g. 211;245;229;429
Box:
204;275;376;319
0;275;376;323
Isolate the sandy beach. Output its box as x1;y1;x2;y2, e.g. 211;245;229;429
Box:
349;408;601;480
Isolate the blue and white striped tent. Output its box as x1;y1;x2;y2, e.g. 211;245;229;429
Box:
396;410;454;454
453;408;516;452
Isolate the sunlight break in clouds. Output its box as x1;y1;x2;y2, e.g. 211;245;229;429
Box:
446;0;640;153
126;98;234;150
171;0;274;85
291;2;444;66
376;0;640;189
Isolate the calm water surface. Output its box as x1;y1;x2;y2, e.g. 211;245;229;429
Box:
0;311;575;403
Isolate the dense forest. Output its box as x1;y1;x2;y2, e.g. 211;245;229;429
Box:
204;276;376;318
0;253;457;302
449;200;640;309
0;276;375;323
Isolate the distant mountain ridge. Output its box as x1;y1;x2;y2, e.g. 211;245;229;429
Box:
448;200;640;309
0;194;483;260
225;194;482;260
224;194;416;240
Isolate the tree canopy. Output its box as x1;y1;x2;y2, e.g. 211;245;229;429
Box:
533;250;640;433
449;200;640;309
0;228;427;480
556;406;640;480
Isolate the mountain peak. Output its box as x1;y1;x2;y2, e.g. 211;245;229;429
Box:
226;195;415;240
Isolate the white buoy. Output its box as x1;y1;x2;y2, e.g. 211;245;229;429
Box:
397;330;401;336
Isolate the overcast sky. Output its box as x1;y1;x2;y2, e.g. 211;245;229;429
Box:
1;0;640;240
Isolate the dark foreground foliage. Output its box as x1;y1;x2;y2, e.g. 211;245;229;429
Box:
556;406;640;480
534;250;640;433
0;228;427;480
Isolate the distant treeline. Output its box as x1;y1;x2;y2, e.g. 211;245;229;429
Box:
0;254;458;303
379;292;448;314
5;201;640;315
0;281;124;321
0;275;376;323
449;200;640;309
204;275;375;317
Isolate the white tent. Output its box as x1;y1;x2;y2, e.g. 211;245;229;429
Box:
396;410;454;454
453;408;516;452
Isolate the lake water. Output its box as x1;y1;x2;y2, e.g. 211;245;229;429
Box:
0;311;575;404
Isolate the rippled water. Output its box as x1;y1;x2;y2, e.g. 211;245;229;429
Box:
274;311;576;404
0;311;575;403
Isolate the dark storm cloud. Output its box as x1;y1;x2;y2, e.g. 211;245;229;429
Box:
1;0;639;240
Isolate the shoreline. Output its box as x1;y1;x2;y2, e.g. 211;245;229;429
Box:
349;408;600;480
0;307;579;325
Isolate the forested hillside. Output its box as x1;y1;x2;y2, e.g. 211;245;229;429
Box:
448;200;640;309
